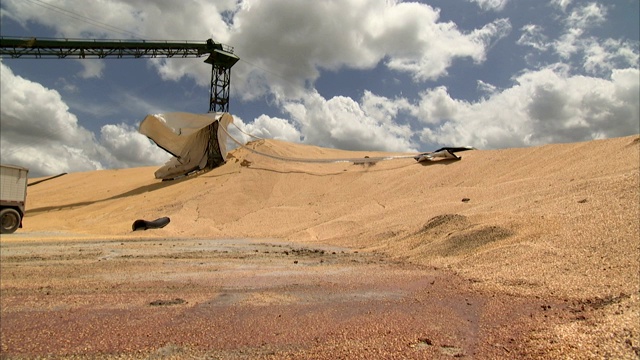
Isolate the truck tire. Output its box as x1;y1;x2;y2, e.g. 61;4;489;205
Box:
0;208;21;234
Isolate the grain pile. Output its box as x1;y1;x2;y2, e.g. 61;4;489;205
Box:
15;134;640;358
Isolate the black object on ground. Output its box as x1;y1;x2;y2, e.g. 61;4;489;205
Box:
132;217;170;231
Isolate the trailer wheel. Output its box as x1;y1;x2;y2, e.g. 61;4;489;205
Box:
0;208;21;234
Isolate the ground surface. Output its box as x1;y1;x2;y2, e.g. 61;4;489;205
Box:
2;135;639;359
1;237;627;360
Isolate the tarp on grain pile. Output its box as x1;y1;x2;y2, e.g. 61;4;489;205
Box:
139;112;233;180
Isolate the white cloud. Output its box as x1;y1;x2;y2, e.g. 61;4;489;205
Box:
415;86;462;125
550;3;608;62
554;27;584;59
0;62;170;177
517;2;638;77
239;114;302;143
468;0;510;12
384;18;511;81
361;91;413;125
551;0;573;12
477;80;498;97
2;0;513;128
582;38;640;75
565;2;606;29
418;66;640;148
0;0;237;40
77;59;105;79
229;0;511;98
281;91;417;152
517;24;550;51
99;123;171;168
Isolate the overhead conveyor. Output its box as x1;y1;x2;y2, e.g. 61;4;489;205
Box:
0;36;239;112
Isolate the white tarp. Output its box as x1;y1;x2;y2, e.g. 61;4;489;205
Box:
139;112;233;180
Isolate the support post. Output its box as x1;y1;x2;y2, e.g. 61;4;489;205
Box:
204;44;238;169
209;64;231;113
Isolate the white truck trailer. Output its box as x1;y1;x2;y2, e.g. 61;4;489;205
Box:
0;164;29;234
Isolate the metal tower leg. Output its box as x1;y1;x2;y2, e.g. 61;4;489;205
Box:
209;65;231;113
206;65;232;169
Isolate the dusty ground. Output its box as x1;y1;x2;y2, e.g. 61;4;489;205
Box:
1;134;639;359
0;237;604;359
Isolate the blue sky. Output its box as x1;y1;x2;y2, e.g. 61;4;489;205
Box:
1;0;638;177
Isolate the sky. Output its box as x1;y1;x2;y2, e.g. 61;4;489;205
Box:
0;0;638;177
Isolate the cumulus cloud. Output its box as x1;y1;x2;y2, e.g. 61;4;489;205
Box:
229;0;511;98
282;91;417;152
233;114;302;143
3;0;509;96
0;62;169;177
385;17;511;81
234;84;569;154
99;123;171;168
277;63;637;152
361;91;413;126
417;66;640;148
